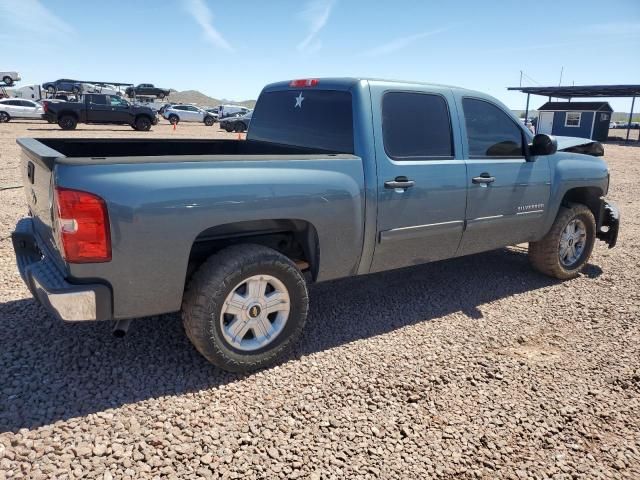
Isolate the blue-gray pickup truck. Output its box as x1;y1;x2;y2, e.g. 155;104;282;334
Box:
12;78;619;372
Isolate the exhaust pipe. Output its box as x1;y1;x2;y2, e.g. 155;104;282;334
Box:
112;319;132;338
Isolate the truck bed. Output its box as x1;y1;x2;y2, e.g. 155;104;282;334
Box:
24;138;349;164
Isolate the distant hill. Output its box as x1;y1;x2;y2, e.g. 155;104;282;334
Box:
168;90;255;109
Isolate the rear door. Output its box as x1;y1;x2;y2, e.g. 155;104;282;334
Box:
456;96;551;255
86;94;112;122
369;85;467;272
20;100;41;118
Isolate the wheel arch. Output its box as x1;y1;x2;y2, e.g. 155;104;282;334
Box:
186;219;320;285
560;186;604;227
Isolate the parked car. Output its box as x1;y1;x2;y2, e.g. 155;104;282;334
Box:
11;78;619;373
218;104;251;118
0;98;44;122
125;84;171;99
45;93;157;131
163;104;216;126
1;71;21;86
205;108;220;120
220;110;252;132
42;79;83;95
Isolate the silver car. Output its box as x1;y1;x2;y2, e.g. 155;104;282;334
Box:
162;105;216;126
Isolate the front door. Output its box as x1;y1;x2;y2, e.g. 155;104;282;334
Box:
106;95;132;123
456;97;551;255
370;87;467;273
538;111;554;134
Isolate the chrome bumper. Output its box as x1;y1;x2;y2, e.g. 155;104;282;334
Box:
11;217;112;322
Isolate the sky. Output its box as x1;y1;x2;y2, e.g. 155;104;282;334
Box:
1;0;639;112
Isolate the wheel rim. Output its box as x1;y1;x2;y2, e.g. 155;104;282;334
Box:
0;113;7;122
559;218;587;267
220;274;291;352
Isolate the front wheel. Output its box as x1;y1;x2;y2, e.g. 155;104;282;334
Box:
529;203;596;280
168;114;179;125
182;244;309;372
2;76;12;86
204;116;214;126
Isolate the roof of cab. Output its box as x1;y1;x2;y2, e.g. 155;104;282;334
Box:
263;77;479;95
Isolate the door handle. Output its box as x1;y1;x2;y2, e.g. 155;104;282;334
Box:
384;176;415;189
472;173;495;185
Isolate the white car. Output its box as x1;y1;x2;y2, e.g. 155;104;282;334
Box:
0;98;44;122
1;71;21;86
218;104;251;118
163;105;216;126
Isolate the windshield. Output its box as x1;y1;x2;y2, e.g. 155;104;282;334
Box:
248;89;354;153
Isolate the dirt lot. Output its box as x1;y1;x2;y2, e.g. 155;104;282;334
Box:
0;120;639;479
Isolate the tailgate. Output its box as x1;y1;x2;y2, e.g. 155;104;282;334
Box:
16;138;64;263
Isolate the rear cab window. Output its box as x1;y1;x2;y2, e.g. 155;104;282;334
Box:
382;92;453;160
248;89;354;153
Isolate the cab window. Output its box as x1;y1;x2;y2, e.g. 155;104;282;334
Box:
382;92;453;160
462;98;524;158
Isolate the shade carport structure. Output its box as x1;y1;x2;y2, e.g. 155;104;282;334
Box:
508;84;640;143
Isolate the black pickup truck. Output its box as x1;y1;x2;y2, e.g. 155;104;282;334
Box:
45;94;158;131
125;83;171;99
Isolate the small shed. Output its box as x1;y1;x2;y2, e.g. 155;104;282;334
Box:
536;101;613;142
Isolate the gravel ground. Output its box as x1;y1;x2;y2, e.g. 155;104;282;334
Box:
0;120;639;479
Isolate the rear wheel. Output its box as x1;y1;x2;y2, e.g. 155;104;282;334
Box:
234;121;245;132
134;116;152;131
158;93;165;100
72;86;80;94
182;244;309;372
0;112;10;122
168;114;179;125
58;115;77;130
47;86;56;94
224;124;233;132
2;76;12;86
529;203;596;279
204;115;214;126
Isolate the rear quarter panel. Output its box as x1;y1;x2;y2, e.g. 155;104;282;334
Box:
55;156;365;319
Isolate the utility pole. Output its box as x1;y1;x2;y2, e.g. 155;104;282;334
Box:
559;66;564;86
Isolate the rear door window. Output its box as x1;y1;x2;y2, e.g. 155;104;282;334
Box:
248;89;353;153
462;98;524;158
382;92;453;159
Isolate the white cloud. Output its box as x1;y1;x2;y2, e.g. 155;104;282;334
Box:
363;27;452;57
184;0;234;52
297;0;336;52
0;0;73;37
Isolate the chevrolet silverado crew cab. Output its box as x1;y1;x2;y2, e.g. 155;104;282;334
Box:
45;93;158;131
12;78;619;372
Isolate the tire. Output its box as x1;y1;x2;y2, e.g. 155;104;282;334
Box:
233;121;245;132
182;244;309;372
57;115;77;130
529;203;596;280
0;112;10;123
2;76;12;86
168;114;179;125
72;86;80;94
134;116;152;131
224;124;233;132
158;93;165;100
204;116;214;126
47;86;56;94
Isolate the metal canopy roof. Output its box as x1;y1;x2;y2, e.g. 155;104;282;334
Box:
508;85;640;98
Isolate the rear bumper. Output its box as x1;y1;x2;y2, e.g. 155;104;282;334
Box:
11;217;112;322
597;200;620;248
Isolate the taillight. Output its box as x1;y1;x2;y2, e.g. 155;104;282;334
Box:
289;79;318;88
54;187;111;263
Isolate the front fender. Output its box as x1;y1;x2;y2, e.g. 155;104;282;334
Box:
542;152;609;234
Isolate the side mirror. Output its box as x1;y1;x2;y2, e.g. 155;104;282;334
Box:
529;134;557;158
